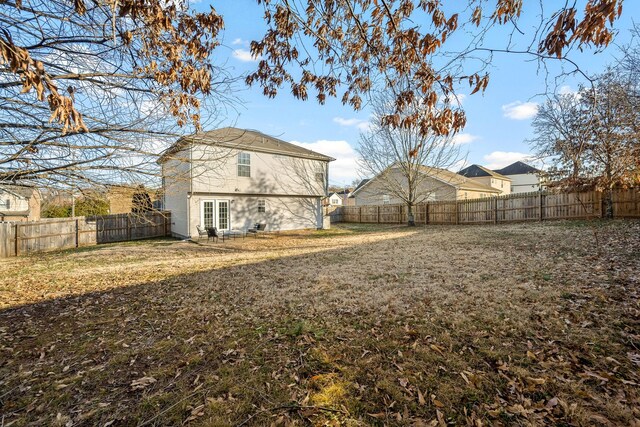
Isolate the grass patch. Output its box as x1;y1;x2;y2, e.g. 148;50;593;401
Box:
1;220;639;425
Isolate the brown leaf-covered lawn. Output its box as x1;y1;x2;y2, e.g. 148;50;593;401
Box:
1;221;639;426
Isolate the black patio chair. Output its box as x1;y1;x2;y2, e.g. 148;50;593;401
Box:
206;226;219;243
247;223;266;238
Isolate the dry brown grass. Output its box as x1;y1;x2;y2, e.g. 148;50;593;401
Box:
1;221;639;426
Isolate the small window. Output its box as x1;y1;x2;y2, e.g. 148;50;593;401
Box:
382;195;390;205
1;199;9;209
237;152;251;177
331;198;339;204
464;192;468;199
315;172;325;183
257;199;266;213
501;180;504;188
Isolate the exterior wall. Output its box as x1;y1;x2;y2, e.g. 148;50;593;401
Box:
508;173;542;193
354;171;454;205
162;154;191;238
456;189;498;199
190;145;327;197
107;187;135;214
27;190;41;220
0;193;28;212
0;188;40;221
328;193;343;206
187;194;322;237
467;176;511;195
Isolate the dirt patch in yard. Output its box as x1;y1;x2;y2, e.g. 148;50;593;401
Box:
1;221;639;426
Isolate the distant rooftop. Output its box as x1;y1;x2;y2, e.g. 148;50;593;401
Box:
494;161;541;175
458;164;511;180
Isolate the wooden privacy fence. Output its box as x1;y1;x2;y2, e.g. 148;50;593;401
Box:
0;211;171;258
337;188;640;225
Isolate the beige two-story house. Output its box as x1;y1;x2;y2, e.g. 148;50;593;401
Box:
457;164;512;195
159;127;334;238
353;165;500;205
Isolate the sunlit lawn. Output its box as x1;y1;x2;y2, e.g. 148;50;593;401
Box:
1;221;639;426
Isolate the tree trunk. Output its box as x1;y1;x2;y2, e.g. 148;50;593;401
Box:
603;187;614;219
407;203;415;226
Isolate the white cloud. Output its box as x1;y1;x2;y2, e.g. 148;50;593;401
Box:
231;38;245;46
558;85;574;95
232;49;261;62
291;139;358;183
483;151;533;170
501;101;539;120
452;133;479;145
333;117;370;131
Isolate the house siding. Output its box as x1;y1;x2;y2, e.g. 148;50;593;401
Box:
162;154;192;238
188;194;322;236
354;171;454;205
507;173;543;193
162;141;329;238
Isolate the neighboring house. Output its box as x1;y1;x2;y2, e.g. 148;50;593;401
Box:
458;164;512;195
106;185;136;214
493;161;545;194
327;192;343;206
159;127;334;238
0;184;41;221
336;189;356;206
353;165;500;205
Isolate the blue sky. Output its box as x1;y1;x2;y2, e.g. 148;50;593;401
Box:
195;1;639;186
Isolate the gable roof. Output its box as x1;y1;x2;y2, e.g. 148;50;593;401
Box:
494;161;540;175
458;164;511;180
0;184;34;199
419;166;501;192
159;127;335;163
352;165;500;195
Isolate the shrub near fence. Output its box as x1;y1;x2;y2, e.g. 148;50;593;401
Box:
336;188;640;225
0;211;171;258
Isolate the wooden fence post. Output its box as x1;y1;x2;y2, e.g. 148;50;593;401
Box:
75;218;79;247
358;206;362;223
539;192;545;221
14;223;19;256
455;201;459;225
493;197;498;224
425;203;429;225
127;214;132;240
377;206;380;223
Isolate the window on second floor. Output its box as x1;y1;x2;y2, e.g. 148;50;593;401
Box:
382;194;390;205
237;152;251;177
331;198;339;204
257;199;266;213
0;199;9;209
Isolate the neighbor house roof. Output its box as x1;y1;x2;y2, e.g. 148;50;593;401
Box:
458;164;511;180
419;166;501;192
494;161;540;176
0;184;35;199
352;165;500;195
158;127;335;163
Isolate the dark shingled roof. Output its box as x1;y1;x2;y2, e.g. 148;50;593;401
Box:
159;127;335;163
494;161;540;175
354;179;370;192
458;164;510;180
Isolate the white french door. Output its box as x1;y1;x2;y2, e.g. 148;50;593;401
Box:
216;200;230;231
200;199;230;231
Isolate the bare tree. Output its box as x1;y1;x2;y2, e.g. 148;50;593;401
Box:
530;69;640;217
357;90;463;226
250;0;625;136
0;0;232;193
